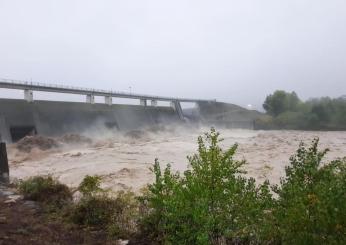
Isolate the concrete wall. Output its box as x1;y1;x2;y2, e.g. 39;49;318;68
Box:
0;99;180;142
196;101;263;129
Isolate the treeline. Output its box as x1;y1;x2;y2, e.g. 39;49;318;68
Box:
17;129;346;244
256;90;346;130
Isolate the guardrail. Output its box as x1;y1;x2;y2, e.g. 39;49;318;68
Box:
0;78;215;103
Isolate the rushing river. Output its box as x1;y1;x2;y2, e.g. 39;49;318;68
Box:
7;127;346;192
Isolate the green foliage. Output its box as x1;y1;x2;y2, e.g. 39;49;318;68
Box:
254;114;278;130
139;128;274;244
261;91;346;130
273;139;346;244
71;175;139;239
18;175;72;208
71;194;115;228
139;129;346;244
263;90;301;116
78;175;102;196
107;191;139;238
71;192;139;238
275;111;307;129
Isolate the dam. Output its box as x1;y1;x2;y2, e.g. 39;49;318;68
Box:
0;78;259;143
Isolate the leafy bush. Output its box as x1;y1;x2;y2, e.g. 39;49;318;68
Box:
71;194;116;228
78;175;102;196
18;175;72;208
254;115;278;130
71;175;139;239
139;128;274;244
138;129;346;244
107;191;139;238
275;111;307;129
273;139;346;244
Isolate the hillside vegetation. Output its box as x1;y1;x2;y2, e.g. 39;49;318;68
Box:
256;90;346;130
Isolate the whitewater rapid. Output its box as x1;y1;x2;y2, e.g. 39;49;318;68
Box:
7;127;346;192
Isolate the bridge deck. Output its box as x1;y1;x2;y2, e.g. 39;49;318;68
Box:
0;78;214;103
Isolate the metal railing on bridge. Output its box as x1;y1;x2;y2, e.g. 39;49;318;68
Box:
0;78;215;103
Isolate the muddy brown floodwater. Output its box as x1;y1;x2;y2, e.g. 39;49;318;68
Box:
7;127;346;192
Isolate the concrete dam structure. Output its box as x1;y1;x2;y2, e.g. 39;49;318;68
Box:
0;79;260;142
0;98;184;142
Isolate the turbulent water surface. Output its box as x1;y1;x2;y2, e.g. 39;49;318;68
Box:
7;127;346;192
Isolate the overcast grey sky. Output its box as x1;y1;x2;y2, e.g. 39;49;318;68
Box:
1;0;346;109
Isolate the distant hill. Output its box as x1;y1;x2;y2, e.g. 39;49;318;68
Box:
184;101;264;129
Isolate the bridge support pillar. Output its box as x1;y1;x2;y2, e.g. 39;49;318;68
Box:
150;100;157;106
105;96;112;105
171;101;184;120
140;99;147;106
24;89;33;102
86;94;95;104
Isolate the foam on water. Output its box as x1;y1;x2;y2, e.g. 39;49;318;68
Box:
7;127;346;192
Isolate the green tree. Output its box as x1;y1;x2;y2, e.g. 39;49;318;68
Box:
263;90;300;116
261;91;346;130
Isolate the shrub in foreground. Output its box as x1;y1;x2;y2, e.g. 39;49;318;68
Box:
78;174;103;197
273;139;346;244
71;194;116;228
107;191;139;238
139;128;274;244
71;175;139;239
18;175;72;208
138;129;346;244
